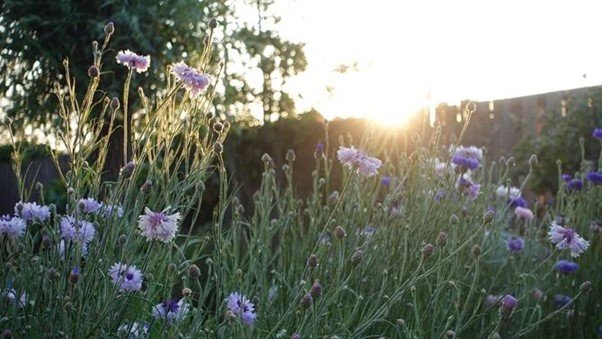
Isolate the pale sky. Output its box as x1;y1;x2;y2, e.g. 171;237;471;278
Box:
272;0;602;124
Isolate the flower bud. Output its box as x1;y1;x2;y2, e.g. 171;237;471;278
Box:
580;281;591;294
299;293;312;309
120;161;136;179
182;287;192;297
291;333;302;339
167;263;177;272
145;273;154;282
118;234;127;245
69;267;79;285
213;142;223;154
437;231;447;247
64;302;73;313
261;153;272;163
450;214;459;225
205;111;215;120
67;187;74;195
483;210;495;224
188;264;201;279
422;243;434;259
110;97;120;110
309;280;322;299
88;65;99;78
499;294;517;318
529;154;539;167
213;122;224;133
47;268;59;281
306;254;318;268
446;330;455;339
209;18;218;29
471;244;481;257
351;249;364;264
104;22;115;36
334;225;346;239
286;149;296;162
140;180;153;194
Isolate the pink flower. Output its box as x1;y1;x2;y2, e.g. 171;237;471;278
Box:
116;50;150;73
548;222;589;257
514;206;534;220
170;61;211;98
138;208;181;243
337;146;382;177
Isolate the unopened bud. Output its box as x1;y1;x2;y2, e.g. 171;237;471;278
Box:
182;287;192;297
213;142;223;154
309;280;322;299
209;18;218;29
2;329;12;339
483;210;495;224
140;180;153;194
69;267;79;284
299;293;312;309
47;268;59;281
306;254;318;268
422;243;434;259
450;214;459;225
334;225;346;239
120;161;136;179
188;264;201;279
104;22;115;36
472;244;482;257
446;330;455;338
580;281;591;294
351;249;364;264
437;231;447;247
88;65;99;77
286;149;296;162
167;263;177;272
213;122;224;133
529;154;539;167
110;97;120;110
118;234;127;245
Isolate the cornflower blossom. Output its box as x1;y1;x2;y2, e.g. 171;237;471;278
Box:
78;198;102;214
138;208;181;243
380;176;391;188
509;196;528;208
495;185;521;199
117;322;149;338
593;127;602;139
116;50;150;73
101;204;124;218
561;174;572;182
226;292;257;325
360;226;376;237
567;178;583;191
500;295;517;318
433;158;452;176
514;206;534;220
554;294;572;308
451;146;483;171
585;171;602;185
548;222;589;257
108;262;143;292
554;260;579;275
60;216;96;244
337;146;382;177
506;237;525;253
15;201;50;223
170;61;211;98
456;175;480;200
0;215;26;238
3;289;27;308
152;298;189;323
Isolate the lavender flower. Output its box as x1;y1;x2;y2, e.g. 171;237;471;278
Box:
60;216;96;244
451;145;483;171
514;206;534;221
593;127;602;139
485;294;501;306
567;178;583;191
456;175;480;200
137;208;181;243
78;198;102;214
380;176;391;188
433;157;451;176
226;292;257;325
554;294;572;308
561;173;572;182
509;196;528;208
109;262;143;292
0;215;26;238
360;225;376;237
506;237;524;253
152;298;189;323
315;142;324;156
337;146;382;177
548;222;589;257
554;260;579;275
585;171;602;185
116;50;150;73
170;61;211;98
15;201;50;223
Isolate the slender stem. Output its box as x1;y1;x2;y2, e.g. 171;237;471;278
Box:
123;69;133;165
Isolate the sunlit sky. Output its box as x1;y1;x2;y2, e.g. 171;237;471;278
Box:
271;0;602;125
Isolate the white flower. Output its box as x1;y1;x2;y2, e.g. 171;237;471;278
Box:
137;208;181;243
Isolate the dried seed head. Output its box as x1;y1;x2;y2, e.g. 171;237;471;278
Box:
47;268;59;281
208;18;218;29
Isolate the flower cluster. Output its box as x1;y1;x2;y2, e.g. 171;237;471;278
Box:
15;201;50;223
337;146;382;177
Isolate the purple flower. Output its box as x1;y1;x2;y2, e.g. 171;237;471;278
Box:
434;189;446;202
315;142;324;156
554;260;579;275
116;50;150;73
0;215;26;238
380;176;391;188
593;127;602;139
499;295;517;318
451;146;483;171
152;298;189;323
137;208;181;243
509;196;528;208
226;292;257;325
60;216;96;244
485;294;501;306
456;175;480;200
567;178;583;191
548;222;589;257
514;206;534;220
101;204;124;218
585;171;602;185
108;262;143;292
15;201;50;223
506;237;524;253
337;146;382;177
360;226;376;237
561;174;572;182
78;198;102;214
3;289;27;308
554;294;572;308
170;61;211;98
